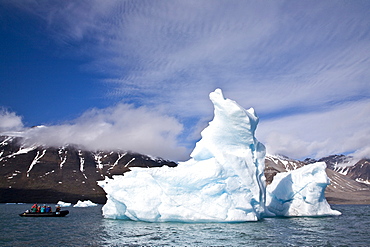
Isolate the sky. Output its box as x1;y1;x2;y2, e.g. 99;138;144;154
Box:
0;0;369;161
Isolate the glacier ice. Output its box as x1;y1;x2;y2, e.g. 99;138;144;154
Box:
57;201;71;207
98;88;340;222
266;162;341;217
98;89;267;222
73;200;98;207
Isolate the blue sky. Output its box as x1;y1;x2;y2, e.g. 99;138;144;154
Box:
0;0;369;161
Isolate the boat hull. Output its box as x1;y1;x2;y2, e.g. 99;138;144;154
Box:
19;210;69;217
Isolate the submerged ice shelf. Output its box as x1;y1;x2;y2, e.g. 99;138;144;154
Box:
98;89;340;222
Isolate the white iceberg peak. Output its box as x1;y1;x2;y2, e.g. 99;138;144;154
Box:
99;89;267;222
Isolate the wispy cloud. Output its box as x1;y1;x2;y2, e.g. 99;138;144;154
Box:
259;98;370;159
1;1;370;160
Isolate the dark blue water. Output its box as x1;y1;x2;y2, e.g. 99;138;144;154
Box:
0;204;369;246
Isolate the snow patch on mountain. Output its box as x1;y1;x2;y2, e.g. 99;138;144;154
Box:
27;149;46;177
78;150;87;179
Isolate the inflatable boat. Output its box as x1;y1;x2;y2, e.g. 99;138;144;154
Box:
19;210;69;217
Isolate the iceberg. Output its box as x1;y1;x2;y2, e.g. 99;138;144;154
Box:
73;200;98;207
98;88;340;222
266;162;341;217
57;201;72;207
98;89;267;222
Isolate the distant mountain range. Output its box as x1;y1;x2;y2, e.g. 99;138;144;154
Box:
1;135;369;204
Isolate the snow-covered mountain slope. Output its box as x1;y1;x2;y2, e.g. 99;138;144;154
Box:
347;159;370;185
0;135;176;203
311;155;370;185
1;135;369;204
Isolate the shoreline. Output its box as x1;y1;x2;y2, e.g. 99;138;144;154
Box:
326;190;370;205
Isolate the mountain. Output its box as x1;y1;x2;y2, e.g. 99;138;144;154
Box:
315;155;370;185
0;135;176;203
1;135;369;204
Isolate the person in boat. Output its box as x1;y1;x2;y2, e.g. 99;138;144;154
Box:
40;205;46;213
31;204;38;213
45;206;52;213
56;205;61;212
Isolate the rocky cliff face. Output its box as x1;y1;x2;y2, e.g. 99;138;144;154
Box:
1;135;369;204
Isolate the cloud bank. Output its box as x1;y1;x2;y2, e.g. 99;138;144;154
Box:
19;104;187;161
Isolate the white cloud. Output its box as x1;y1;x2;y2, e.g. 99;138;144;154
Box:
258;99;370;159
0;109;24;132
353;147;370;160
23;104;188;161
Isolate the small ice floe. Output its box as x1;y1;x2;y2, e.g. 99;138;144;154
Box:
57;201;72;207
73;200;98;207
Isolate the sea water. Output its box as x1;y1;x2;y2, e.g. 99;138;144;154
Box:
0;204;369;246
